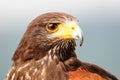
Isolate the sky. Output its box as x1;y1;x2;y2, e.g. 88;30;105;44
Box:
0;0;120;79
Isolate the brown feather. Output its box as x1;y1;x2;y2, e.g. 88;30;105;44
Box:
6;12;118;80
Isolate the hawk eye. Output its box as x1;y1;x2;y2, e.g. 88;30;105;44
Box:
46;23;59;32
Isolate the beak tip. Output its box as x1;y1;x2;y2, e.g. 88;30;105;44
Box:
80;43;82;46
80;36;83;46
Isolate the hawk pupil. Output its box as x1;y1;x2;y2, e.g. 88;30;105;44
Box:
48;23;57;30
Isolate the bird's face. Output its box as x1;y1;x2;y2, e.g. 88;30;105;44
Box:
12;12;83;61
28;12;83;47
46;21;83;46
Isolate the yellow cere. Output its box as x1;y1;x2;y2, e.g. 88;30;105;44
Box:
51;21;78;39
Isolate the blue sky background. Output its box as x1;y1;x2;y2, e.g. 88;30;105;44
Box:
0;0;120;79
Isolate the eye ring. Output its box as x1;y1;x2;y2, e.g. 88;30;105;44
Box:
46;23;59;32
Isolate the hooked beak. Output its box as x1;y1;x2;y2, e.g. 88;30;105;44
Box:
71;24;83;46
51;21;83;46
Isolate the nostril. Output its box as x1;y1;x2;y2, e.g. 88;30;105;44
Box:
71;27;75;30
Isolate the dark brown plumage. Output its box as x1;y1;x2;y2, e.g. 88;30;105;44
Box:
6;12;118;80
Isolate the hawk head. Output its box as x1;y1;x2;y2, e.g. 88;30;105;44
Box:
7;12;118;80
12;12;83;62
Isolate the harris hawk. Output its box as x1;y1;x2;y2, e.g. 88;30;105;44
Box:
6;12;118;80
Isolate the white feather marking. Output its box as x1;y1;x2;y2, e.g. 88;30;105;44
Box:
41;68;45;76
44;56;48;60
53;46;57;53
26;72;31;80
41;60;44;65
47;53;51;62
6;66;15;80
34;68;37;72
11;73;15;80
20;76;23;80
53;55;58;60
41;67;46;80
48;49;52;54
65;20;78;26
17;63;30;72
28;67;33;71
36;56;47;64
32;68;38;76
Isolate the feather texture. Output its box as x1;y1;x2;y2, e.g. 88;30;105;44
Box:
6;12;118;80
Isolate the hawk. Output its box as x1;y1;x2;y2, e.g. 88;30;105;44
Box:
6;12;118;80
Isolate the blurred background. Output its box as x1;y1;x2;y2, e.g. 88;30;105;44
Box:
0;0;120;79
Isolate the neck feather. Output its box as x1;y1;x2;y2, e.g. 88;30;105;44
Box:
12;38;77;63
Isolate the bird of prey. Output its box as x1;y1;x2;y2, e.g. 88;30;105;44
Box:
6;12;118;80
